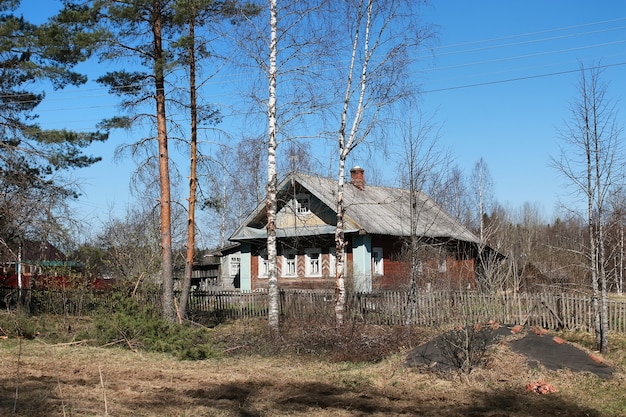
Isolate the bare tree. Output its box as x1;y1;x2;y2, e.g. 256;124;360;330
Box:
607;189;625;295
328;0;432;324
470;157;494;243
94;205;162;290
398;110;448;323
468;157;509;293
552;64;624;353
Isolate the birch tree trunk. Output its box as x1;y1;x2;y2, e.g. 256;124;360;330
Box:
334;0;372;325
266;0;280;334
334;161;347;326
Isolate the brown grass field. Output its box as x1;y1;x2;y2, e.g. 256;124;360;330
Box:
1;317;626;416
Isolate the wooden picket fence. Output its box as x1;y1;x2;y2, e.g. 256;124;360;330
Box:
3;287;626;333
187;290;626;333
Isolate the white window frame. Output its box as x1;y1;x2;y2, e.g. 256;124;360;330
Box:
295;194;311;215
258;252;269;278
282;249;297;277
229;255;241;277
328;247;346;276
372;247;384;276
305;248;322;277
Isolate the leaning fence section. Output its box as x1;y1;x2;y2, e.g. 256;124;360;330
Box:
2;286;626;333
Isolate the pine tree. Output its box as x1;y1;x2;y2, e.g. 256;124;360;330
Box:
0;1;107;250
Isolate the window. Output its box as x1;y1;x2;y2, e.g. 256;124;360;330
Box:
372;247;384;275
282;250;297;277
438;258;447;273
295;194;310;215
258;252;269;278
328;247;346;276
229;256;241;277
305;248;321;276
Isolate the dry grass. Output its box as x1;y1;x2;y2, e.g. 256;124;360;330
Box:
1;319;625;416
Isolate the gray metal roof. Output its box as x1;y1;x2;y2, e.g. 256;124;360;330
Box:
230;171;481;244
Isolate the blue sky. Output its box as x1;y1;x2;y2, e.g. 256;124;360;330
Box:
17;1;626;239
415;1;626;219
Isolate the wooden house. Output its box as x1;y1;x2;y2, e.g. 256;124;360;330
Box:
229;167;485;292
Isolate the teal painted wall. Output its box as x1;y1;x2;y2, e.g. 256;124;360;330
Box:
352;235;372;292
240;243;251;291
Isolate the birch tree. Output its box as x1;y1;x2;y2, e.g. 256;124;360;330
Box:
329;0;432;324
265;0;280;333
470;157;505;293
233;0;331;334
552;64;624;353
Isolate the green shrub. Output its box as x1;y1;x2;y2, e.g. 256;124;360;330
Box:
0;310;39;338
81;292;219;360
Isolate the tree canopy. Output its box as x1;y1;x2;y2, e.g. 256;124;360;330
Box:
0;0;107;250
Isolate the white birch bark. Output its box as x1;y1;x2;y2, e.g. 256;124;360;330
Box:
266;0;280;334
334;0;372;325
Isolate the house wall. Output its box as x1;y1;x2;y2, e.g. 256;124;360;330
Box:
371;236;410;290
241;235;477;292
275;190;336;229
250;249;336;291
368;236;477;291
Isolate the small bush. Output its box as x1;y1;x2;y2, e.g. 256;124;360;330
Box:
80;292;219;360
214;316;432;363
0;310;45;339
435;326;492;376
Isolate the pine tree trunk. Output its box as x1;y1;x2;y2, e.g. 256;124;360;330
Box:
153;8;175;322
179;14;198;320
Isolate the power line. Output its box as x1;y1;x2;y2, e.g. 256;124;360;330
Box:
1;15;624;124
431;17;626;50
429;26;626;59
422;61;626;93
429;39;626;72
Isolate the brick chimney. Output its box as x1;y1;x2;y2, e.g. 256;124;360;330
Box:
350;166;365;190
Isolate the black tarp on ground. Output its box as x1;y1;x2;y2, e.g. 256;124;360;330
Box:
405;325;613;379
